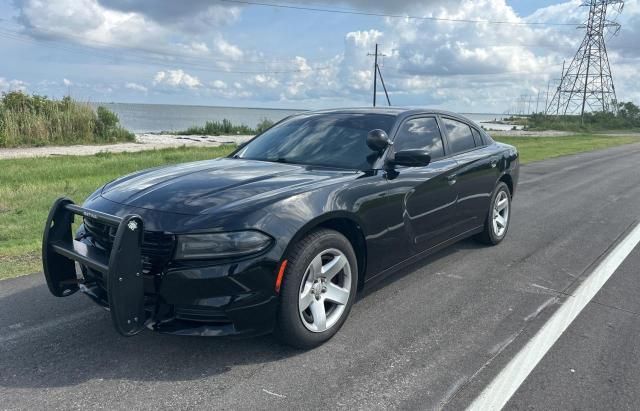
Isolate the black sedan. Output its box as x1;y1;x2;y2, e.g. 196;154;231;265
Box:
42;108;519;348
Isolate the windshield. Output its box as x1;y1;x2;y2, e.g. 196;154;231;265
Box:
234;113;396;170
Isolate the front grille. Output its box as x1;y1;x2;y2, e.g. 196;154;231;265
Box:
83;217;175;274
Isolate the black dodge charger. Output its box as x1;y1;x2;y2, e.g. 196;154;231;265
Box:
42;108;519;348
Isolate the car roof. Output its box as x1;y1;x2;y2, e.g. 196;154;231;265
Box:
302;107;474;122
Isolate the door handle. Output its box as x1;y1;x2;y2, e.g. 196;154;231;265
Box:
447;174;457;185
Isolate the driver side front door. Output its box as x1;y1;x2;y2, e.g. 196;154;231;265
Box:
382;116;459;265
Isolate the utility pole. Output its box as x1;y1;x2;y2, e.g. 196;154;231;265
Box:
546;0;624;117
368;43;391;107
371;44;378;107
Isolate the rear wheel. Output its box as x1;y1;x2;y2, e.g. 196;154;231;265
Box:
275;229;358;349
476;182;511;245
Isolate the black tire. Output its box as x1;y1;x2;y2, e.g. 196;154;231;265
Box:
275;229;358;349
475;182;512;245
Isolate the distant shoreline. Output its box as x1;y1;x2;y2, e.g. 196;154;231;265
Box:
94;101;507;117
93;101;309;113
91;102;513;133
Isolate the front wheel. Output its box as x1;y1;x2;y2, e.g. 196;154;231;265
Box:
476;182;511;245
275;229;358;349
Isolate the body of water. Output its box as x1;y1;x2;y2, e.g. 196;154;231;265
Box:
95;103;512;133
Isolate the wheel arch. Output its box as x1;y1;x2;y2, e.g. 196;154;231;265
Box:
499;173;514;197
283;212;368;291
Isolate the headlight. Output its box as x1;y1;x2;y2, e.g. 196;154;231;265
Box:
174;231;273;260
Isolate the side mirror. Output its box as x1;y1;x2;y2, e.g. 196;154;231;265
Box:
367;129;391;152
390;149;431;168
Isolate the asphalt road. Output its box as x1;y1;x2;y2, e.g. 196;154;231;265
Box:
2;143;640;410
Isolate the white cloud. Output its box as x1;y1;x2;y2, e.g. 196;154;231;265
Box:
216;37;244;60
9;0;640;111
0;78;29;93
15;0;241;62
125;82;148;92
63;78;72;86
153;69;201;89
97;1;242;32
250;74;280;89
211;80;228;89
17;0;166;50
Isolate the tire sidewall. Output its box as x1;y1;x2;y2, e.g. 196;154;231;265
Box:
276;229;358;348
487;182;511;244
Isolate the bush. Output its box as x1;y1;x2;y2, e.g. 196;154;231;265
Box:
256;118;274;134
95;106;134;143
0;92;134;147
178;118;265;136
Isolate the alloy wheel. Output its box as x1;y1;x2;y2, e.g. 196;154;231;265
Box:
298;248;352;333
492;190;510;237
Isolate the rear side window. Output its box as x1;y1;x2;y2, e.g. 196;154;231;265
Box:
393;117;445;160
471;128;484;146
442;118;476;153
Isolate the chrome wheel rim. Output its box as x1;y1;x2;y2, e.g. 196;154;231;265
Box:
492;190;510;238
298;248;352;333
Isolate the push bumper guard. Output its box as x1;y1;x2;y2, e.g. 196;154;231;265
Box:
42;197;146;336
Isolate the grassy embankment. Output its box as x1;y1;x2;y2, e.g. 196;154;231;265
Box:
494;134;640;164
1;134;639;280
172;118;274;136
502;101;640;133
0;92;134;147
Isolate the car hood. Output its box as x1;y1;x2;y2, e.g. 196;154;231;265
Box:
100;158;355;215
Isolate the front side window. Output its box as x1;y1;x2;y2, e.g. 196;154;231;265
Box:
442;118;476;153
393;117;445;160
234;113;396;170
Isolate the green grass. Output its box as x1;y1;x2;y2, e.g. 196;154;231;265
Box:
0;145;234;280
2;134;640;281
494;134;640;164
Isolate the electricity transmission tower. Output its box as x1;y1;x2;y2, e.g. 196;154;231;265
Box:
546;0;624;117
368;43;391;107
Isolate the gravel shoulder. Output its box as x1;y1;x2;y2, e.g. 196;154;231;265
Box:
0;134;254;160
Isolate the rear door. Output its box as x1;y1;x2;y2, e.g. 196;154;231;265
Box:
383;116;459;262
440;117;500;233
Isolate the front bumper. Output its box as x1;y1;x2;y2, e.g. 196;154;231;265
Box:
42;197;280;337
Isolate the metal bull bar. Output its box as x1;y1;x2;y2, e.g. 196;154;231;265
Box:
42;197;146;336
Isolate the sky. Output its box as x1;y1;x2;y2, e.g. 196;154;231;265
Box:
0;0;639;113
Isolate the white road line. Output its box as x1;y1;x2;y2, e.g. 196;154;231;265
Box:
468;222;640;411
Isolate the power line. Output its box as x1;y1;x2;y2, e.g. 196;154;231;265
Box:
379;62;566;79
0;29;331;75
0;27;301;67
218;0;582;27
